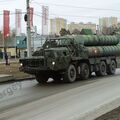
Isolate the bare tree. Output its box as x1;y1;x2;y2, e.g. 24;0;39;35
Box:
72;29;81;35
59;28;70;36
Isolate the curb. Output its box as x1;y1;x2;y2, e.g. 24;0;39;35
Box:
15;77;35;81
0;76;35;84
0;75;14;83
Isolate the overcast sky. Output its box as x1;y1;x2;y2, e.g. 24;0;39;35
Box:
0;0;120;33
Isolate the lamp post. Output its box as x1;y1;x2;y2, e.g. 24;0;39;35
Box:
2;31;4;60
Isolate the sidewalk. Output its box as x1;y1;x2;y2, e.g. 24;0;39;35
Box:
0;60;34;83
0;59;16;82
0;74;35;83
0;58;19;64
0;74;14;82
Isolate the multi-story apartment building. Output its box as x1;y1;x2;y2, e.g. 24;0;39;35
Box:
99;17;118;33
67;22;96;33
50;18;67;35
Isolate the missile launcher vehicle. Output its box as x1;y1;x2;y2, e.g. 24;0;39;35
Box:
19;35;120;83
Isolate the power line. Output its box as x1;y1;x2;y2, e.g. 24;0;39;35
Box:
0;12;26;15
34;13;98;24
0;10;119;22
0;11;118;20
33;1;120;12
0;11;100;19
35;11;119;20
34;13;120;25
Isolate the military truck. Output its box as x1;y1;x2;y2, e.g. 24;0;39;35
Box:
19;35;120;83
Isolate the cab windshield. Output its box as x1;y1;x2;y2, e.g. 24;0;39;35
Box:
43;37;74;48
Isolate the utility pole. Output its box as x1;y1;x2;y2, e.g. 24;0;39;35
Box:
33;26;37;51
26;0;32;57
2;31;5;60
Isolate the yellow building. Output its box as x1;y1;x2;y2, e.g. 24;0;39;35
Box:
0;36;27;58
99;17;118;32
67;22;96;33
50;18;67;35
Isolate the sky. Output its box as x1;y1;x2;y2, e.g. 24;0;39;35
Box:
0;0;120;33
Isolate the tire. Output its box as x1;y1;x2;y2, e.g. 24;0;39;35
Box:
96;61;106;76
36;75;48;84
107;60;116;75
80;63;90;80
63;64;77;83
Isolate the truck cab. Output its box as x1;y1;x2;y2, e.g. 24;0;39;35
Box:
19;46;72;83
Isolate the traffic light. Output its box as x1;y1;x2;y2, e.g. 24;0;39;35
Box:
24;14;27;22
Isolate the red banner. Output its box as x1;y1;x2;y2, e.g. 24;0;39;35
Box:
3;10;10;39
29;7;34;28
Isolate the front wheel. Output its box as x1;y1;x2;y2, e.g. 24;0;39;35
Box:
63;64;77;83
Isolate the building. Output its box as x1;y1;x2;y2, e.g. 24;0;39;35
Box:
99;17;118;33
0;35;17;58
50;18;67;35
67;22;96;34
16;36;27;58
31;33;47;51
0;35;27;58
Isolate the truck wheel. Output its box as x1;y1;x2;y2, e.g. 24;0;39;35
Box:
96;61;106;76
63;64;77;83
107;60;116;75
36;75;48;84
80;63;90;80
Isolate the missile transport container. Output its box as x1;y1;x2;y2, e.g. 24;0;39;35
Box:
19;35;120;83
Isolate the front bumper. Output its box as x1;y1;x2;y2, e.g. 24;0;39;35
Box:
19;66;61;75
19;66;49;74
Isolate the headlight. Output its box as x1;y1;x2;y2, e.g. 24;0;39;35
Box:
20;63;23;66
52;61;55;65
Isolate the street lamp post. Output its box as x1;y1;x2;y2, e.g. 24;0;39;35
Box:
2;31;5;60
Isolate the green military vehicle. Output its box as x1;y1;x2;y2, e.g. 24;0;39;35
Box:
19;35;120;83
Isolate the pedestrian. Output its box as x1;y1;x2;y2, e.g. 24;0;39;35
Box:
4;51;10;65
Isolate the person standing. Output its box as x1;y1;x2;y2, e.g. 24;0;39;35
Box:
4;51;9;65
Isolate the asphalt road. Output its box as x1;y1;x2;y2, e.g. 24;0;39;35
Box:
0;69;120;120
0;73;102;113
